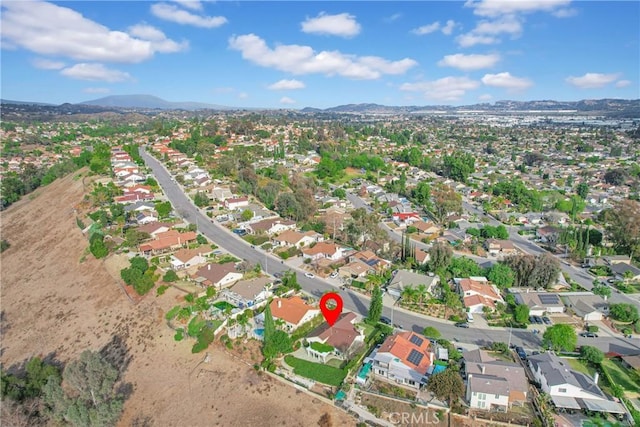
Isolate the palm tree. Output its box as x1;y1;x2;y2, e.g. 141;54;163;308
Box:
416;284;428;306
401;285;418;304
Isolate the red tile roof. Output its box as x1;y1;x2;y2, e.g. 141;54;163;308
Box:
270;296;318;325
378;331;432;375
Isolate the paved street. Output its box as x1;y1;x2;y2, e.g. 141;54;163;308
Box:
140;147;640;355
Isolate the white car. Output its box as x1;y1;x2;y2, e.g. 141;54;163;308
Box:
304;272;315;278
329;272;339;279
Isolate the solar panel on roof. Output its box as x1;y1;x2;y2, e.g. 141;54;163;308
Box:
409;335;424;347
538;294;560;304
407;349;424;366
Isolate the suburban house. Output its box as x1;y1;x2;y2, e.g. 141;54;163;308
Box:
528;353;625;415
223;277;272;308
170;248;210;270
456;277;505;313
463;349;528;411
138;230;198;255
392;212;422;226
339;259;375;279
511;290;565;316
273;230;322;248
301;242;346;262
610;262;640;282
224;197;249;210
536;226;562;244
209;186;234;202
619;355;640;372
561;293;609;321
414;248;430;265
269;296;320;332
412;221;441;236
135;211;158;225
193;262;243;289
367;331;434;389
124;201;155;214
387;270;440;299
306;312;363;362
484;239;518;258
247;218;296;236
348;250;391;273
135;222;172;238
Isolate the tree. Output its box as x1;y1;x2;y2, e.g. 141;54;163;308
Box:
193;192;209;208
487;263;515;288
367;285;383;325
89;234;108;259
43;350;124;427
422;326;441;339
580;345;604;365
603;168;628;186
543;324;577;352
196;234;208;245
576;182;589;200
426;368;465;404
428;243;452;273
155;201;172;218
592;282;611;300
163;270;178;282
431;183;462;223
448;257;482;278
609;303;640;323
491;342;509;354
514;304;530;325
240;209;253;222
124;229;150;248
262;304;291;359
605;200;640;258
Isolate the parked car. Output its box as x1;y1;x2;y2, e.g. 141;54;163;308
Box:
380;316;392;325
580;332;598;338
304;272;315;278
542;316;552;325
529;316;536;324
533;316;543;324
273;272;283;279
329;272;339;279
515;346;527;360
454;322;470;328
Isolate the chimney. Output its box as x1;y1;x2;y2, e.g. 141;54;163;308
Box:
278;300;282;308
208;264;211;271
593;372;599;385
481;365;486;375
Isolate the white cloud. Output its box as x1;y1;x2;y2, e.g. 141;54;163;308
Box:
552;8;578;18
566;72;621;89
456;33;498;47
438;53;500;71
128;24;188;53
385;13;403;22
441;20;457;35
478;93;493;101
280;97;296;105
172;0;203;11
31;58;66;70
400;76;480;102
228;34;417;80
616;80;631;88
268;79;306;90
83;87;110;94
238;92;248;99
482;72;533;91
151;3;227;28
301;12;361;38
474;16;522;35
0;1;185;63
412;22;440;35
465;0;572;17
60;63;132;82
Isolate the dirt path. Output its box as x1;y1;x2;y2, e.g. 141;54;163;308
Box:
0;171;356;427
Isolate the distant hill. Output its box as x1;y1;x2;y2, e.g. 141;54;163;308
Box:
302;98;640;116
0;99;56;106
81;94;231;110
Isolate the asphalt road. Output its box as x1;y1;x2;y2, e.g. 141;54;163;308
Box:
140;147;640;355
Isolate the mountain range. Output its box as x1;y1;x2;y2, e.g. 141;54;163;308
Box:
1;95;639;116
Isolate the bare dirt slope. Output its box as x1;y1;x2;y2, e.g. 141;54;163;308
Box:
0;171;355;427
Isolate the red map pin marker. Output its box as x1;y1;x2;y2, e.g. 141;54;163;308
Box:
319;292;343;327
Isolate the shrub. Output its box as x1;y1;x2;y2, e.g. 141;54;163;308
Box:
163;270;179;282
184;293;195;303
587;325;599;333
174;328;184;341
156;285;169;296
0;240;10;253
165;305;181;321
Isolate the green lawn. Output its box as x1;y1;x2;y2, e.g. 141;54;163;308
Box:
564;358;596;376
602;359;640;393
284;356;347;386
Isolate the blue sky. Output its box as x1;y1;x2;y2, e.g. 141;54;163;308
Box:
1;1;638;108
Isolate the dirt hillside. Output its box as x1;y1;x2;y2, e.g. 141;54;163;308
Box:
0;171;356;427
